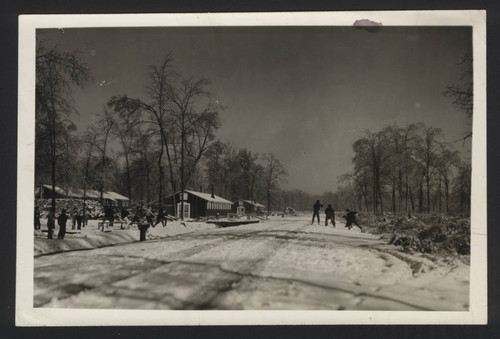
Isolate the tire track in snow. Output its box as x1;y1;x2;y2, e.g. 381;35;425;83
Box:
34;218;466;310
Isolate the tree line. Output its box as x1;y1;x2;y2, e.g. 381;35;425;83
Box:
336;123;471;216
35;43;288;218
336;52;473;217
35;42;472;218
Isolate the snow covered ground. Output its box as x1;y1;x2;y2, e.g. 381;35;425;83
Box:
33;215;469;311
34;218;217;256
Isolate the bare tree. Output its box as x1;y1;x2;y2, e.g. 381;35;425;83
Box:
442;52;473;141
79;126;99;222
436;147;461;214
262;153;288;216
110;102;141;201
169;78;222;219
413;126;443;213
94;109;115;201
453;161;471;216
108;56;221;219
352;130;391;215
36;42;91;212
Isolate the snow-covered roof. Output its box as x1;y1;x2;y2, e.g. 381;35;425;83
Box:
37;184;128;200
184;190;233;204
103;191;129;201
242;200;266;208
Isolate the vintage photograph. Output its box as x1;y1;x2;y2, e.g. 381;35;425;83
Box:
17;11;487;325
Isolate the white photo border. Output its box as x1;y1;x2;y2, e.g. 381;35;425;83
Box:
17;10;487;326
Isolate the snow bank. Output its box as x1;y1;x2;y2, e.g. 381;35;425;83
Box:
34;219;217;256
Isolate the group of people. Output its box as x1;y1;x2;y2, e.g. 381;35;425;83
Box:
35;206;90;239
133;205;168;228
100;205;168;231
35;207;69;240
34;204;170;240
311;200;361;230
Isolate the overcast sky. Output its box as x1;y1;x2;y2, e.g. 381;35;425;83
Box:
37;26;472;195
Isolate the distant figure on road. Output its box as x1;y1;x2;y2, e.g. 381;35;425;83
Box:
311;200;323;225
34;206;41;231
343;209;361;230
325;204;335;227
57;209;68;239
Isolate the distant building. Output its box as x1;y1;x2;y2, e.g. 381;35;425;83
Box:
233;199;266;216
35;184;130;207
164;189;233;219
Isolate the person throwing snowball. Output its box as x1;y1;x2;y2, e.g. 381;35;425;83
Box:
311;200;323;225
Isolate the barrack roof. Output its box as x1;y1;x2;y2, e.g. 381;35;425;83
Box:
183;190;233;204
37;184;128;201
242;200;266;208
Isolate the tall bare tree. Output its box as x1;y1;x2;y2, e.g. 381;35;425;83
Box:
262;153;288;216
352;130;391;215
94;109;115;201
110;102;141;201
169;78;222;219
36;42;91;212
414;126;443;213
79;126;99;221
436;148;461;214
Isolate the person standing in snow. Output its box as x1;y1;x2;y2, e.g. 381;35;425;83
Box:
311;200;323;225
343;209;361;230
131;206;142;225
47;208;55;239
34;206;41;231
105;206;115;227
325;204;335;227
76;209;83;230
71;208;78;230
120;208;130;229
57;209;69;239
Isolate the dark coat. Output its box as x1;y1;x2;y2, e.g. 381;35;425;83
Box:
47;212;55;229
344;211;358;224
313;202;323;213
58;213;68;227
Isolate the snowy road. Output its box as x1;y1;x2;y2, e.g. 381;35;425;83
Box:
34;216;469;310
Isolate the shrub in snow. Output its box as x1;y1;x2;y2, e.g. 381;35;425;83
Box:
358;212;470;256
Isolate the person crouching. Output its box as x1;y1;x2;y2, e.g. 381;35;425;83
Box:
325;204;335;227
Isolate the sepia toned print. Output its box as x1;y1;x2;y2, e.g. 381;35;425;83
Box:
17;11;486;325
